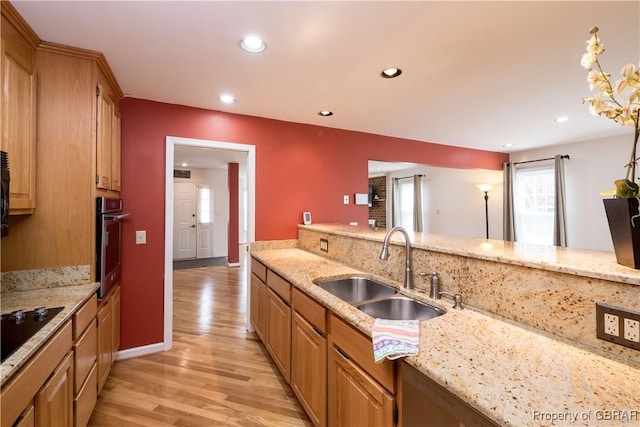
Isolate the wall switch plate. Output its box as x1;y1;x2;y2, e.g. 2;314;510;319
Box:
136;230;147;245
343;195;349;205
596;302;640;351
320;238;328;252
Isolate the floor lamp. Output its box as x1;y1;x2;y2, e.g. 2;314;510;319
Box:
475;184;493;239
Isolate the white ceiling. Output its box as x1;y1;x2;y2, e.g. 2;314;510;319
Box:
12;1;640;161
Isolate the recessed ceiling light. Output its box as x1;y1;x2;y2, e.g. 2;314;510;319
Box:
381;68;402;78
318;110;333;117
240;36;266;53
181;162;187;167
502;143;513;148
219;94;236;104
554;116;569;123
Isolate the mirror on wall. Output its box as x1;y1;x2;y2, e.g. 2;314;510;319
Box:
368;161;503;240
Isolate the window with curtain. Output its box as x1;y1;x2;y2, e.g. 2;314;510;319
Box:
514;167;554;245
395;178;415;231
199;186;212;224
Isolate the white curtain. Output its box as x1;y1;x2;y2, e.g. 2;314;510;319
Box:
413;175;423;232
503;162;516;242
553;155;568;247
392;178;401;227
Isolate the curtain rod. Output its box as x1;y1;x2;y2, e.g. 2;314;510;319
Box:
513;154;570;166
392;174;425;180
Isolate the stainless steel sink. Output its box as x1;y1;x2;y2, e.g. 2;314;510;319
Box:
355;296;445;321
315;276;396;304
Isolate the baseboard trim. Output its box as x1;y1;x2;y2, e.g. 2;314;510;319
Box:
115;342;164;361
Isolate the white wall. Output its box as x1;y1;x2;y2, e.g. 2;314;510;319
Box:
174;167;229;257
510;133;632;252
386;166;504;240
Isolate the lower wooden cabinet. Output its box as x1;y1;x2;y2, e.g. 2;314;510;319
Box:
72;295;97;427
265;287;292;383
250;273;267;341
291;311;327;427
34;351;74;427
13;405;35;427
97;284;120;394
328;346;394;427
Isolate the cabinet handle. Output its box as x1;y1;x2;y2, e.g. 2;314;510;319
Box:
312;326;324;337
336;347;350;360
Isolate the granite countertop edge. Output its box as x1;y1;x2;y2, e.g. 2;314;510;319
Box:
251;247;640;427
0;282;100;386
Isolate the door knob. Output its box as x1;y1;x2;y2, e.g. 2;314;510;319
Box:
190;225;195;228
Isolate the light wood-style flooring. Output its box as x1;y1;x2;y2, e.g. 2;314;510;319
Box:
88;259;312;426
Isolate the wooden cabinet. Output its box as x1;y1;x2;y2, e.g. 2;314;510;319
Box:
266;287;292;383
97;284;120;394
1;2;39;214
291;288;327;427
250;258;267;341
250;257;292;383
34;351;74;427
96;84;121;191
72;295;97;427
14;405;35;427
328;313;395;427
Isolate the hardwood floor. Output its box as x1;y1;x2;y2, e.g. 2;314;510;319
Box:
88;260;312;426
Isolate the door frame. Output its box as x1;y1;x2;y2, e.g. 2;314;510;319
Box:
164;136;256;351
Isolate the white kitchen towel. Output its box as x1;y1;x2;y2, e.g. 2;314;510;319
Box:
372;318;420;363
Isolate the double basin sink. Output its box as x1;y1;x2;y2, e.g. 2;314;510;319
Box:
315;276;445;321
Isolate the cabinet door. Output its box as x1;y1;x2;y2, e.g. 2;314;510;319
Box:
111;109;121;192
328;346;394;427
250;274;267;341
1;29;36;213
111;285;120;356
35;351;73;427
95;84;112;190
266;287;291;383
291;311;327;427
96;296;113;394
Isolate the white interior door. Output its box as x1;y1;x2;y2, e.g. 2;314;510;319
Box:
197;185;213;258
173;183;197;259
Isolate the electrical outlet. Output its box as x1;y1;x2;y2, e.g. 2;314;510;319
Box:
320;238;328;252
624;318;640;343
596;302;640;351
604;313;619;336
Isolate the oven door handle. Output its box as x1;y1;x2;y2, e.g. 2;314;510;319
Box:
103;212;130;221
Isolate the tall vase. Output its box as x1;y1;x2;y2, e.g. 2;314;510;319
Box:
603;198;640;269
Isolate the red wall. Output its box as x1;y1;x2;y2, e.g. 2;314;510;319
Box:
118;97;508;350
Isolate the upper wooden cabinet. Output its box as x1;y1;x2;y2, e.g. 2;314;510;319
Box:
96;85;121;192
1;3;40;214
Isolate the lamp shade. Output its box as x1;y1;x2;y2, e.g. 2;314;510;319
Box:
475;184;493;193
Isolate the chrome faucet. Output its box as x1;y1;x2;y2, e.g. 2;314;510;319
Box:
379;226;413;289
420;272;463;310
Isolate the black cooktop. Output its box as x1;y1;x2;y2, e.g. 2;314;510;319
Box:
1;306;64;363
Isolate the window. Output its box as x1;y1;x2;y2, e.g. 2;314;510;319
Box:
514;167;554;245
395;178;415;231
199;186;212;224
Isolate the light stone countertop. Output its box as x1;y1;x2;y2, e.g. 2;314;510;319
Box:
251;247;640;427
0;283;99;386
301;224;640;286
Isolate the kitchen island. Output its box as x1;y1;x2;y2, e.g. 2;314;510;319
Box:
250;224;640;426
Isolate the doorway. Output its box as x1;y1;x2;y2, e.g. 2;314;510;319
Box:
173;182;215;261
164;136;256;351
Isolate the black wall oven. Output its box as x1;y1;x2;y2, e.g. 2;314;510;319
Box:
96;197;129;299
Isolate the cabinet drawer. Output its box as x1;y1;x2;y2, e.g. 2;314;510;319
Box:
74;363;97;427
267;270;291;304
73;295;97;340
251;257;267;282
1;321;72;427
292;287;326;334
73;321;97;395
329;314;395;394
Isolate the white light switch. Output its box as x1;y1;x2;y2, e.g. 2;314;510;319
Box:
136;230;147;245
343;195;349;204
